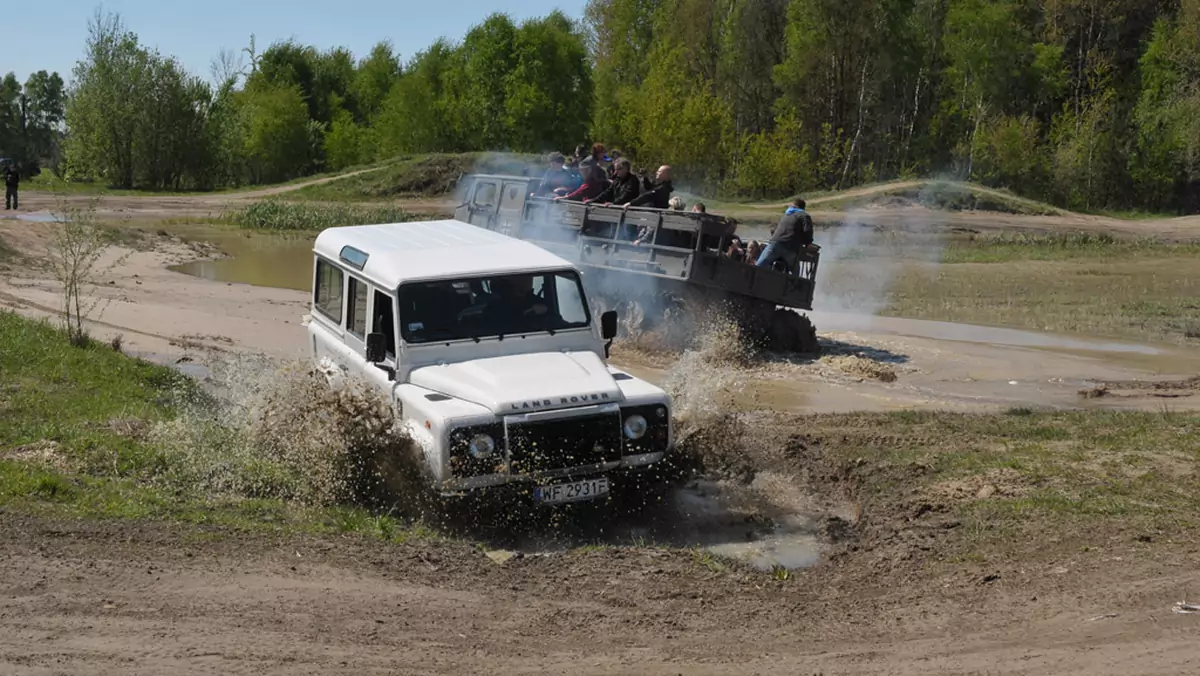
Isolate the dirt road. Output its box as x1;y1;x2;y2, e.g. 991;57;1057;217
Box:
3;515;1198;676
3;167;393;222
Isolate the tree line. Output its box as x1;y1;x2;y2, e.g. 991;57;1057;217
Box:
29;2;1200;212
58;9;590;191
588;0;1200;213
0;70;65;171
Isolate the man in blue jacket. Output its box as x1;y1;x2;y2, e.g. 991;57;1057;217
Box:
756;198;813;272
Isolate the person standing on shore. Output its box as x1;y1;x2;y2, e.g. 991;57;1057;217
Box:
4;162;19;211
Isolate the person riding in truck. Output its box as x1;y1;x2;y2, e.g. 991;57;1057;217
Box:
624;165;674;210
585;158;640;206
533;152;575;197
756;198;814;273
557;163;609;203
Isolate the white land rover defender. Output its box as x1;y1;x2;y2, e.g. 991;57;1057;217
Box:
306;219;674;505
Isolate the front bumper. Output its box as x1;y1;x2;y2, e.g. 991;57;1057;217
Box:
441;402;671;497
436;451;669;498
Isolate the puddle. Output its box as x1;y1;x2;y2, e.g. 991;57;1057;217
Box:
166;226;314;291
811;311;1163;356
500;477;826;572
130;350;212;380
13;211;66;223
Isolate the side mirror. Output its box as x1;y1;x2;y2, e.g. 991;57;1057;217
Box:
365;332;387;363
600;310;618;340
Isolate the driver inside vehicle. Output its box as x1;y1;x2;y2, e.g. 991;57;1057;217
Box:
486;275;550;325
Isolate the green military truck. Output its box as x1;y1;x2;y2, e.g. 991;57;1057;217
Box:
452;174;820;354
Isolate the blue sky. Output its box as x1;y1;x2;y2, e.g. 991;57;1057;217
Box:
9;0;587;85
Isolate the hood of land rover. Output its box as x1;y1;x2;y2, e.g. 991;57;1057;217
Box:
409;351;623;415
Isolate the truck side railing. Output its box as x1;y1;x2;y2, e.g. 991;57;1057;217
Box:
453;174;819;310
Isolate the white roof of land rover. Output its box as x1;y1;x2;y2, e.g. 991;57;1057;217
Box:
313;219;576;289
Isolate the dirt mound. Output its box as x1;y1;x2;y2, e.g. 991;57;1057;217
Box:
317;153;543;200
926;468;1028;504
1;440;70;470
1079;375;1200;399
824;354;898;382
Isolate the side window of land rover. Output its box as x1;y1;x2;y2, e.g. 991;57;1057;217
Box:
314;259;344;322
346;277;368;339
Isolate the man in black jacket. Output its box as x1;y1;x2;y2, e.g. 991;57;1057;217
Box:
625;165;673;210
586;158;640;205
756;198;813;272
4;163;18;210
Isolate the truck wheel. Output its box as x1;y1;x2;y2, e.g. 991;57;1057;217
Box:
766;309;821;355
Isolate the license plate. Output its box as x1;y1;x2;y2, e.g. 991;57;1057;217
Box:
534;477;610;505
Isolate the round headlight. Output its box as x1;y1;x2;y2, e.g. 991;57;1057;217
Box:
468;434;495;459
623;414;648;440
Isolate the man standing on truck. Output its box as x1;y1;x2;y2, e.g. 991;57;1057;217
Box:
756;198;813;272
4;162;18;210
586;158;640;205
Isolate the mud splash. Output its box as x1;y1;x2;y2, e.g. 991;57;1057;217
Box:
148;353;423;508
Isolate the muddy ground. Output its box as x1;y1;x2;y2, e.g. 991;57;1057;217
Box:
2;182;1200;674
4;512;1200;676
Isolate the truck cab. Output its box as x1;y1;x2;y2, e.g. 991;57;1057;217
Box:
306;219;674;505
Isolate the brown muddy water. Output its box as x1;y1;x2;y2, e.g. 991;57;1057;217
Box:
168;227;315;291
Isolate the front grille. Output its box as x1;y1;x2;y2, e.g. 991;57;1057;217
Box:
507;412;622;475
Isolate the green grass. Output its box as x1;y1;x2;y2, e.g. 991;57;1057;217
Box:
880;253;1200;344
0;312;185;474
941;232;1200;263
0;311;431;543
225;199;424;231
289;152;541;202
813;230;1200;343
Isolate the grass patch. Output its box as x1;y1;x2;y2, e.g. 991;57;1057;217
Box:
25;160;391;197
0;311;188;475
226;199;423;231
290;152;541;202
0;310;430;544
941;232;1200;263
882;254;1200;344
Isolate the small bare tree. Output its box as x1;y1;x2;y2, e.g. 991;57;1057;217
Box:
45;198;128;346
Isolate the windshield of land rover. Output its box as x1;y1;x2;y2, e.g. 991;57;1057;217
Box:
398;271;591;343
